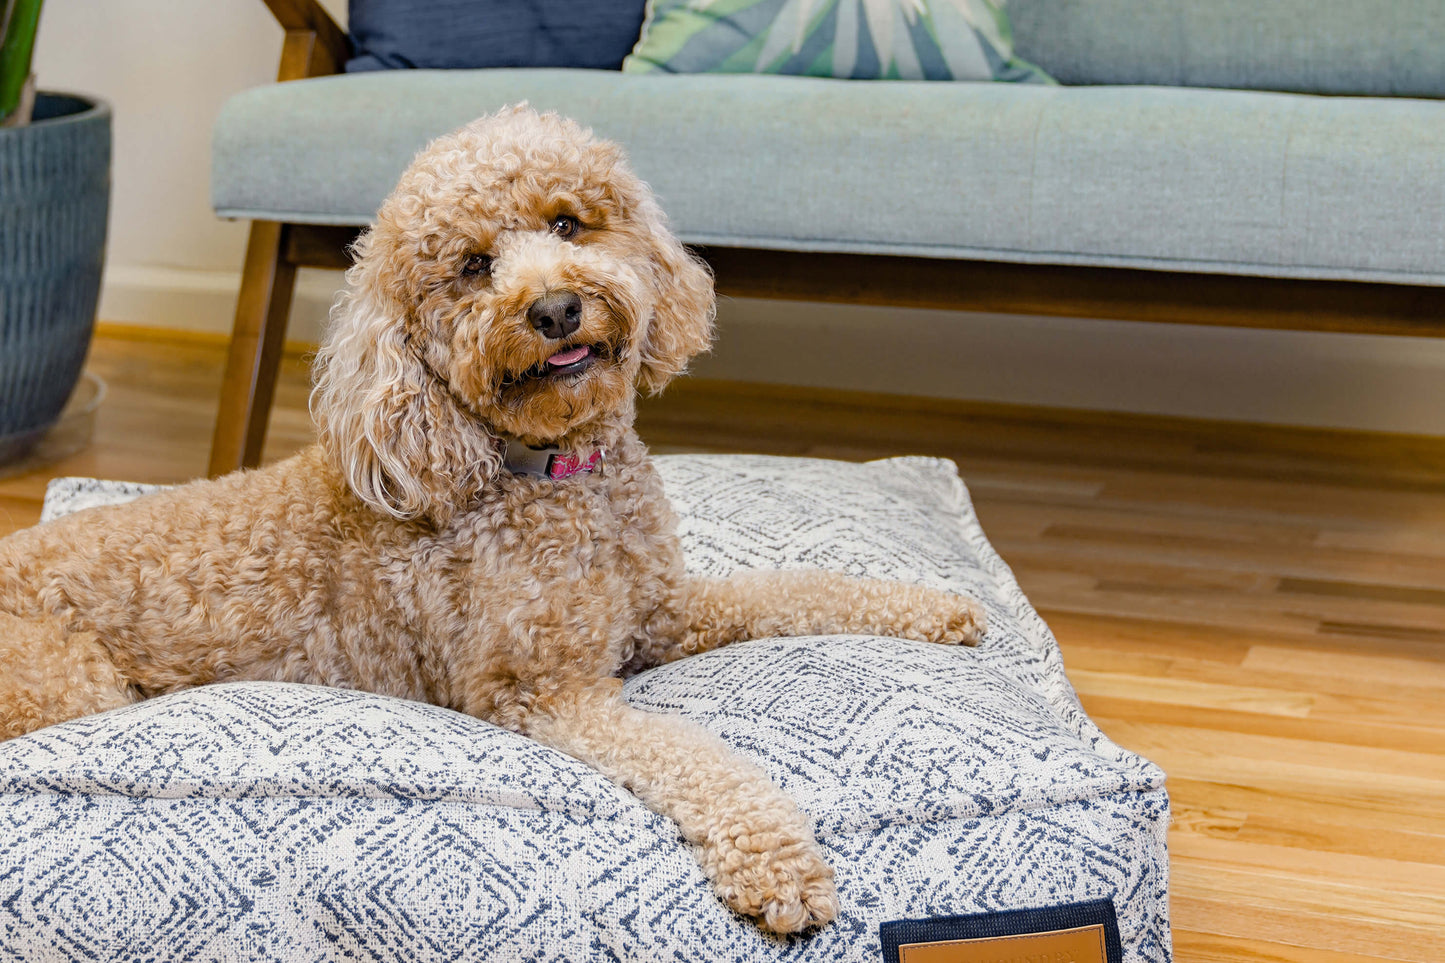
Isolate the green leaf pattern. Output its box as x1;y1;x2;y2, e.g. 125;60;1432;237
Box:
624;0;1054;83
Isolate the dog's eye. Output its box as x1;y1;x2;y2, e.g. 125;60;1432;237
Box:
462;253;493;277
550;215;580;240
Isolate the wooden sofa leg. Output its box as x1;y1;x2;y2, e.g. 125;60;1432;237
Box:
208;221;297;477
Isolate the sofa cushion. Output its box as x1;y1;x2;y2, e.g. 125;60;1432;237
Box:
1009;0;1445;98
1;455;1171;961
622;0;1052;83
213;69;1445;287
346;0;648;72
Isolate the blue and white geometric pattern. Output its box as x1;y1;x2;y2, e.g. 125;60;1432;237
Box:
1;455;1171;961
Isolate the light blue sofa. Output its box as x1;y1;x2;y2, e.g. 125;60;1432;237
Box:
208;0;1445;474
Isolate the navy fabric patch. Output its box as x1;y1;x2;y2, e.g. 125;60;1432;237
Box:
881;899;1123;963
347;0;648;72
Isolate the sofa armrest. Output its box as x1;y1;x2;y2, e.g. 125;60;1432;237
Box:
263;0;349;80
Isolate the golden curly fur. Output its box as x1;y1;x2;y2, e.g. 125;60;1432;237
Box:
0;107;984;933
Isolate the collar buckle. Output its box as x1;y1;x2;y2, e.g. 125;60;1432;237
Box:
503;440;605;480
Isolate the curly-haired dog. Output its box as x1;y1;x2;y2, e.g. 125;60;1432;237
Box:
0;106;984;933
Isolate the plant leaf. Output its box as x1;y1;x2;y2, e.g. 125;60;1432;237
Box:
0;0;44;125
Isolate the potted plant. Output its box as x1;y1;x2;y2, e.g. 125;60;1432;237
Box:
0;0;110;463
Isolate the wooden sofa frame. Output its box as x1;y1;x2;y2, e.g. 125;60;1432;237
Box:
209;0;1445;476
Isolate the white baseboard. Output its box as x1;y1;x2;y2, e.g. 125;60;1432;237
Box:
98;267;1445;436
99;264;344;344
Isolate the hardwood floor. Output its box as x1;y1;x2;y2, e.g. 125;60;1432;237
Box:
3;325;1443;961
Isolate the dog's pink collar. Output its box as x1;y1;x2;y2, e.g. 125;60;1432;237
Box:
502;439;605;480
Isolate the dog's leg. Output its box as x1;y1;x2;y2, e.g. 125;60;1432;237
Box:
639;570;985;665
0;613;138;741
524;680;837;934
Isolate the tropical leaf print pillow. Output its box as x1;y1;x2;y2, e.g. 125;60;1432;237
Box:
623;0;1054;82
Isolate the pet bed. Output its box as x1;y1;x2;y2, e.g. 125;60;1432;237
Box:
0;455;1170;961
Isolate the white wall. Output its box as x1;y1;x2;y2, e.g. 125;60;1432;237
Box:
32;0;347;337
31;1;1445;435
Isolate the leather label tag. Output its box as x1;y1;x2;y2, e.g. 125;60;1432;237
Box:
879;899;1123;963
897;922;1108;963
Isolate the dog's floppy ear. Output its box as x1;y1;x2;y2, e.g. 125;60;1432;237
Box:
635;198;716;394
311;233;501;524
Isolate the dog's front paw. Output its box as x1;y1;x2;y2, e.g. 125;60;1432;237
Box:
903;588;986;647
938;593;987;646
708;828;838;933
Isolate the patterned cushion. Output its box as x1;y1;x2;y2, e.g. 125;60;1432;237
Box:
1;455;1170;960
622;0;1054;82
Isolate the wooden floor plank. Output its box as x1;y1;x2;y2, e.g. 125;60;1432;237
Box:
1079;649;1445;718
1099;721;1445;783
1078;695;1445;757
1172;895;1433;963
1172;834;1445;901
1069;668;1317;719
1242;647;1445;689
1173;931;1413;963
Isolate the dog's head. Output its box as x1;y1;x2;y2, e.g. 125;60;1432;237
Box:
312;106;715;522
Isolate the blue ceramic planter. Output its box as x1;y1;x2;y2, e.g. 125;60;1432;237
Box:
0;93;111;463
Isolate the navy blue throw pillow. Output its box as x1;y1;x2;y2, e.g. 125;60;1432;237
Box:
347;0;649;72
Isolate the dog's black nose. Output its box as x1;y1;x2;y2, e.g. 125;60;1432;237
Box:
527;291;582;340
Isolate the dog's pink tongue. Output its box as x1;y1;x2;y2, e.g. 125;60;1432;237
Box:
547;345;591;367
